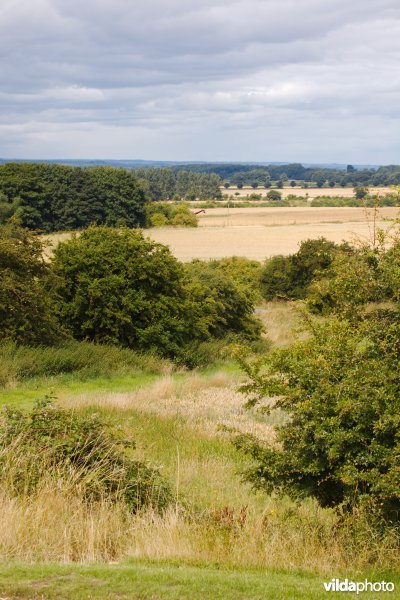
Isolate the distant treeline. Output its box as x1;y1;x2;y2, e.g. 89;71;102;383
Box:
133;168;222;200
170;162;400;187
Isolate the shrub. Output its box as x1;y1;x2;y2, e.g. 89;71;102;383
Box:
236;312;400;523
150;212;169;227
146;202;198;227
184;260;263;342
266;190;282;201
260;238;351;301
0;399;171;513
203;257;262;302
171;211;198;227
0;219;62;345
51;227;194;358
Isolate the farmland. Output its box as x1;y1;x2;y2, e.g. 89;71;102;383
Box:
44;206;399;261
148;206;398;261
221;185;391;198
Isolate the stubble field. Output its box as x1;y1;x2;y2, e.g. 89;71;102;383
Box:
221;185;390;198
147;206;398;261
44;206;399;261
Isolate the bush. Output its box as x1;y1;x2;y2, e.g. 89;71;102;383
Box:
150;212;169;227
0;399;171;513
146;202;198;227
260;238;350;301
236;312;400;523
171;211;198;227
266;190;282;201
51;227;194;358
0;219;62;345
202;257;262;302
184;260;263;342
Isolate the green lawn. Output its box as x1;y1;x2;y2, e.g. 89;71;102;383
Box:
0;560;392;600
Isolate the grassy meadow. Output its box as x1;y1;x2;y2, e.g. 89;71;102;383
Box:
0;303;399;599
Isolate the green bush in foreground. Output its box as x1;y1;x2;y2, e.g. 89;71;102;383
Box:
0;399;171;513
236;310;400;524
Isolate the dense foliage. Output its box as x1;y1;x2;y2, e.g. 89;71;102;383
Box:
171;162;400;187
0;220;61;345
0;399;171;512
134;167;222;200
146;202;198;227
184;260;262;341
52;227;194;357
260;238;351;300
237;237;400;523
0;163;148;232
51;227;262;361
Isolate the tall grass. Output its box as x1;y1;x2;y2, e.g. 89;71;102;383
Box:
0;481;398;574
0;341;172;388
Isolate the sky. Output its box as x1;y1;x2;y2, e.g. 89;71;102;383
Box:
1;0;400;163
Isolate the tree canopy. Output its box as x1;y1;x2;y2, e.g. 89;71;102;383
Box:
0;163;148;232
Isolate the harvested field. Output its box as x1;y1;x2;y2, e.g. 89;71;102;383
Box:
44;206;399;262
221;185;391;198
147;206;398;260
197;205;398;227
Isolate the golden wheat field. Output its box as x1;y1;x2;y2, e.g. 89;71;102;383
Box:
221;185;391;198
44;206;399;261
148;206;398;261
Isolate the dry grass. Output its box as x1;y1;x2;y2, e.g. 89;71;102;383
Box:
256;301;310;347
0;483;397;575
62;372;275;442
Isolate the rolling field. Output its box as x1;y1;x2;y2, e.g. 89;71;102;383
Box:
148;206;398;261
44;206;398;261
221;185;391;198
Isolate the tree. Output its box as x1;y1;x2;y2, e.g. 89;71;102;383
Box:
0;219;61;345
184;260;262;341
260;238;349;300
0;163;148;232
354;186;369;200
52;227;194;357
266;190;282;202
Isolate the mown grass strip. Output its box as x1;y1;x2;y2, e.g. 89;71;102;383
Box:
0;560;390;600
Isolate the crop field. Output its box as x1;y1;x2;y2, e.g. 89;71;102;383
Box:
148;206;398;261
44;206;399;262
221;185;391;198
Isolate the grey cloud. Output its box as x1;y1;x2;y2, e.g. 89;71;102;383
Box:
1;0;400;161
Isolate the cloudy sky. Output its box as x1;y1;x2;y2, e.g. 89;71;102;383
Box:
1;0;400;163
